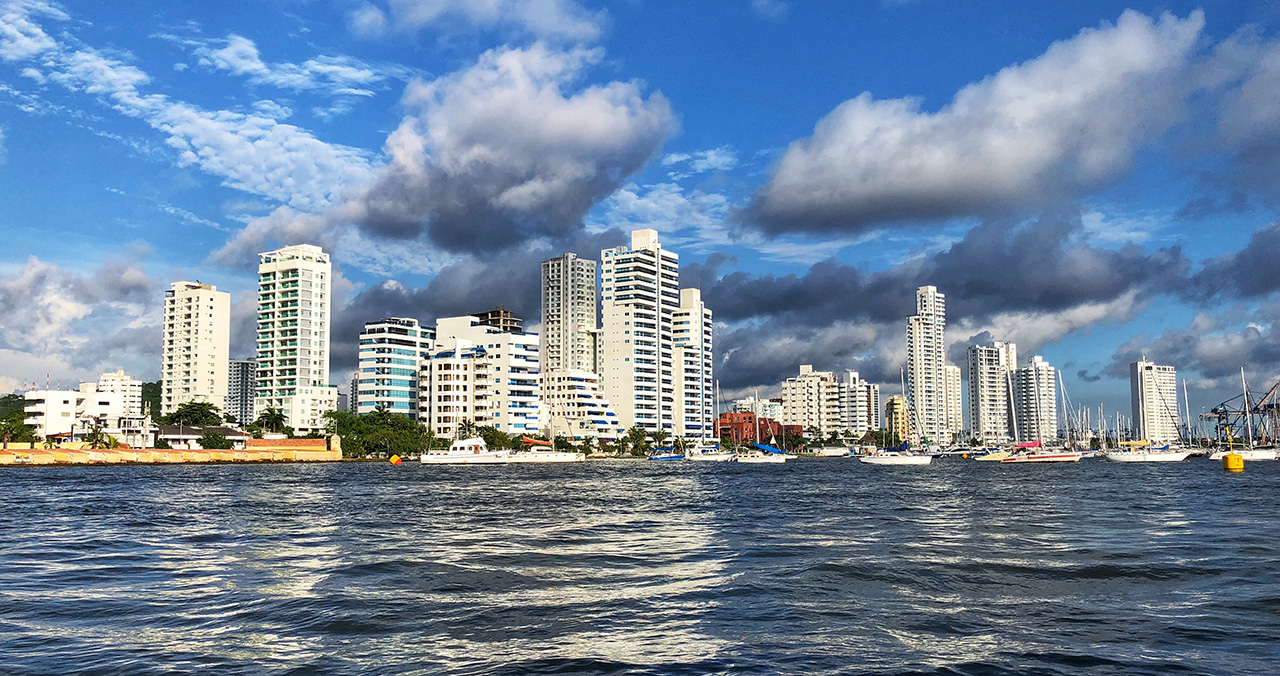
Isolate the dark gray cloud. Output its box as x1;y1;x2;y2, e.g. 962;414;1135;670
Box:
701;210;1190;391
743;11;1203;237
215;44;673;265
1186;221;1280;301
328;229;627;376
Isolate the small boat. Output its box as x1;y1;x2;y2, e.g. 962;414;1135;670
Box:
1105;443;1192;463
860;451;931;465
509;449;585;463
1208;447;1278;461
814;446;848;457
1000;451;1083;463
421;437;513;464
973;449;1011;462
648;449;685;461
684;440;735;462
735;442;788;463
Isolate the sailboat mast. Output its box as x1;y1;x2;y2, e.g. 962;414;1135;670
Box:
1242;367;1254;450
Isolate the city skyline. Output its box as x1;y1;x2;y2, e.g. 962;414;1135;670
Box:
2;1;1280;422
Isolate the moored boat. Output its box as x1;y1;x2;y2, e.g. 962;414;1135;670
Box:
1208;447;1278;461
1105;443;1192;463
421;437;513;464
509;449;585;463
860;451;932;465
1000;451;1083;463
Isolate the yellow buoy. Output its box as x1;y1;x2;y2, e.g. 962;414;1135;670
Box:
389;454;402;465
1223;452;1244;473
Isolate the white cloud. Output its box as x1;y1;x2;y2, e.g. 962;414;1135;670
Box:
217;42;673;265
0;3;378;211
365;0;605;42
0;126;5;164
752;10;1205;234
661;145;738;179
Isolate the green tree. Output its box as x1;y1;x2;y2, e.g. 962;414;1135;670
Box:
84;425;118;450
479;425;514;450
626;426;649;456
652;429;670;449
141;381;161;419
223;414;238;425
1;411;35;449
160;401;224;427
0;393;27;419
254;407;288;434
324;409;433;458
155;437;172;450
198;432;233;450
458;419;478;439
1090;436;1101;450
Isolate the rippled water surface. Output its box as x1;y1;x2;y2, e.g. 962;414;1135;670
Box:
2;459;1279;675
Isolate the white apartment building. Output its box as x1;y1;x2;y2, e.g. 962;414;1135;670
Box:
541;370;625;440
1130;358;1179;443
731;395;782;422
906;285;948;444
1014;355;1058;442
945;364;962;438
97;369;143;417
161;281;230;416
255;244;337;434
967;342;1018;445
357;317;434;418
839;370;882;438
600;229;681;434
431;315;540;436
673;288;715;439
226;358;256;425
781;365;842;434
420;339;491;439
23;389;80;439
541;253;598;374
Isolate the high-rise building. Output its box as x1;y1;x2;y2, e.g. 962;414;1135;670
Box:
161;281;230;416
945;364;962;439
906;285;947;444
431;315;540;435
226;358;257;425
1130;357;1179;443
673;288;715;439
255;244;336;434
781;365;842;434
600;229;681;434
1014;355;1058;442
967;342;1017;445
839;370;882;438
97;369;143;418
884;395;910;445
356;317;434;418
541;252;598;374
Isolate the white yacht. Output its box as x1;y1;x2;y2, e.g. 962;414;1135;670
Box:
1105;446;1193;463
859;451;931;466
684;440;735;462
734;450;788;463
508;448;586;463
420;437;513;464
1208;447;1278;461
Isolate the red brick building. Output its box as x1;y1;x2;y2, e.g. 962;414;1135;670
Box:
717;412;802;444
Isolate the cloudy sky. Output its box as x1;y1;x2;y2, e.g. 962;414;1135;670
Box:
1;0;1279;423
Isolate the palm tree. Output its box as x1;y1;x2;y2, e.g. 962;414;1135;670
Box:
652;429;670;449
84;425;112;450
458;419;478;440
255;407;287;434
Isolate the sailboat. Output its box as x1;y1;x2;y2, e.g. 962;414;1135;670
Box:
734;406;788;463
1105;440;1192;462
1209;368;1278;461
862;369;933;465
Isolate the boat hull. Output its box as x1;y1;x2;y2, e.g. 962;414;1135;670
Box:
508;451;585;463
685;453;736;462
1208;449;1278;461
860;454;931;465
735;454;786;463
1104;451;1192;463
420;452;512;465
1000;452;1083;463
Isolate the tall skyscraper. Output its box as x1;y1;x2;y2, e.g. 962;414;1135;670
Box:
673;288;715;439
356;317;434;418
541;252;598;373
1130;357;1179;443
1014;355;1058;442
600;229;681;434
255;244;336;434
945;363;962;438
967;342;1018;445
161;281;230;416
906;285;947;444
225;358;257;425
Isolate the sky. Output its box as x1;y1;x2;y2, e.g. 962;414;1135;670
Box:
1;0;1279;426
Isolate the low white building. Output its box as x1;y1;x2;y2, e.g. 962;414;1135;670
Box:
24;389;81;439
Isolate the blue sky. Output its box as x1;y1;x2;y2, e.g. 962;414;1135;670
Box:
2;0;1279;423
